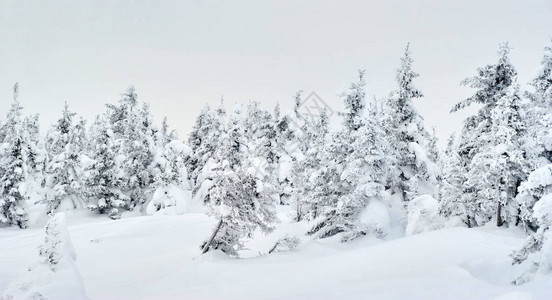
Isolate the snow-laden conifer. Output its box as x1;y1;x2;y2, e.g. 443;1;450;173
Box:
83;116;126;219
449;43;527;227
387;44;440;203
308;71;391;241
44;103;86;214
0;85;32;228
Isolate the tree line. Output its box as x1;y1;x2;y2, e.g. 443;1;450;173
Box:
1;41;551;284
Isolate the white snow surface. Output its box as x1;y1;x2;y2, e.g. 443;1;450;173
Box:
1;208;551;299
2;213;88;300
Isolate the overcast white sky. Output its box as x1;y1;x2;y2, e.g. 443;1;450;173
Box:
0;1;551;147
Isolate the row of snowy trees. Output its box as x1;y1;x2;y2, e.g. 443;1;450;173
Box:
192;40;552;281
2;40;552;283
440;42;552;234
193;44;441;253
0;86;191;227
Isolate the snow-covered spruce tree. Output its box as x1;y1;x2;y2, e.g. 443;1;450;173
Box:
272;103;291;204
23;113;43;174
190;102;228;204
291;108;329;221
467;85;528;227
83;116;126;219
200;169;276;256
426;127;441;169
186;105;211;185
0;87;32;228
317;117;390;241
196;104;245;205
0;134;28;228
243;101;280;203
148;139;193;215
308;71;391;241
513;39;552;276
440;134;476;227
186;104;226;198
387;44;440;204
156;116;178;148
340;71;366;131
304;72;366;231
244;101;275;162
290;91;311;154
131;102;157;208
273;95;304;205
218;105;245;172
43;102;86;214
524;39;552;164
279;90;328;207
515;40;552;230
449;43;528;227
106;88;156;209
11;90;45;205
200;111;276;256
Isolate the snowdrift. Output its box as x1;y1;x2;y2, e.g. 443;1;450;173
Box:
1;212;551;299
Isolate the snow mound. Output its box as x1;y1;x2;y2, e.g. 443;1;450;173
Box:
359;199;391;235
146;184;191;215
406;194;442;236
1;211;550;299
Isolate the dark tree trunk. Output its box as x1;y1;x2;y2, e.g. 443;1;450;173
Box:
496;201;503;227
515;207;521;226
201;218;223;254
296;203;302;222
268;241;280;254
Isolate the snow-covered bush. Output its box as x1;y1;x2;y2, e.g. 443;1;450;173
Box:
406;195;442;236
268;235;301;254
516;164;552;230
148;140;192;215
511;195;552;284
146;185;189;215
39;213;76;271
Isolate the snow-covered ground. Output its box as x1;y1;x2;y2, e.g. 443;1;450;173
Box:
1;209;551;300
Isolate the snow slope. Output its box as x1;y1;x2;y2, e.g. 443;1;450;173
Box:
1;212;551;300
